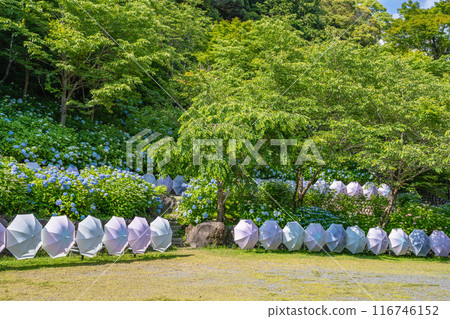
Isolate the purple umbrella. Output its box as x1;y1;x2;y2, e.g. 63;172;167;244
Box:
329;181;347;195
378;184;390;198
429;230;450;257
103;216;129;256
128;217;151;254
347;182;363;196
259;220;282;250
363;182;378;199
304;223;326;252
0;222;5;253
42;216;75;258
325;224;346;253
388;228;409;256
173;175;186;195
367;227;388;255
157;175;173;194
234;219;258;249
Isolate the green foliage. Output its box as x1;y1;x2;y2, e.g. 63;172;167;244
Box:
293;206;345;229
0;158;165;220
388;0;450;60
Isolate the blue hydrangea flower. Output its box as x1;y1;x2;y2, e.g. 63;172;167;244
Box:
56;199;62;206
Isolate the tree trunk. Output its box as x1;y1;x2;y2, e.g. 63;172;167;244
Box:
379;187;399;228
60;69;68;126
1;33;15;84
23;55;30;98
293;166;303;210
217;181;226;222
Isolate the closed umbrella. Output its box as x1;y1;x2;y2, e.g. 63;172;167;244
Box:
409;229;430;257
378;184;390;198
367;227;388;255
76;215;104;258
429;230;450;257
329;181;347;195
363;182;378;199
0;222;5;253
259;220;282;250
103;216;129;256
173;175;187;195
42;216;75;258
388;228;409;256
150;217;173;252
6;214;42;260
157;176;173;194
304;223;326;252
326;224;346;253
234;219;258;249
345;226;366;254
128;217;151;254
282;221;304;251
347;182;363;196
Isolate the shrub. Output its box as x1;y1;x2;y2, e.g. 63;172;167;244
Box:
0;158;165;220
293;206;346;229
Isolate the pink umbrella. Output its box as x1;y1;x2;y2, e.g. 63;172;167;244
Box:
42;216;75;258
0;222;5;253
103;216;129;256
234;219;258;249
128;217;151;254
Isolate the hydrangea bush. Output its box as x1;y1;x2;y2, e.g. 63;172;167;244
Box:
0;157;165;220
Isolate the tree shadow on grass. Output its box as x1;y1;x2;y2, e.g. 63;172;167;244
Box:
0;253;194;272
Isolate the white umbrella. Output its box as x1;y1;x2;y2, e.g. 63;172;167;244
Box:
143;173;156;186
76;215;104;258
409;229;430;257
42;216;75;258
173;175;186;195
304;223;326;252
259;220;282;250
6;214;42;260
378;184;390;197
0;222;5;253
103;216;129;256
150;216;173;252
363;182;378;199
347;182;363;196
345;226;366;254
388;228;409;256
312;178;329;194
429;230;450;257
329;181;347;195
128;217;151;254
366;227;388;255
282;221;304;251
157;176;173;194
234;219;258;249
325;224;346;253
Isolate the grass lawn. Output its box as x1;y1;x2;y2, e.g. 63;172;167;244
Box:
0;247;449;301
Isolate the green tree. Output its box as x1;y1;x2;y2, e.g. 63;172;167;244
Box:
387;0;450;60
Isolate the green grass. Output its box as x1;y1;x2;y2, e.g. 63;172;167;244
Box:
0;247;448;301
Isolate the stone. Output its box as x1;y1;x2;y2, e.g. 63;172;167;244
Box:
185;221;227;248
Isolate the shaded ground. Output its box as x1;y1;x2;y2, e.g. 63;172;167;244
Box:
0;248;449;301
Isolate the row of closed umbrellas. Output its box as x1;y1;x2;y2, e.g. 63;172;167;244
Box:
0;214;173;260
234;220;450;257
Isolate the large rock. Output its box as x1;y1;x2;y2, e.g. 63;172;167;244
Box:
186;222;227;248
